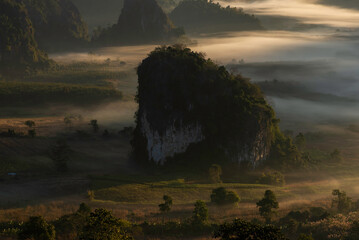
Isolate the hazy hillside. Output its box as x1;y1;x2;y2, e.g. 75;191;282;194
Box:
71;0;124;32
169;0;263;34
319;0;359;9
71;0;181;32
0;0;51;78
93;0;185;46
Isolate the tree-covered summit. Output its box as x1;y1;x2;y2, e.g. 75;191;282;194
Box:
169;0;263;34
92;0;185;46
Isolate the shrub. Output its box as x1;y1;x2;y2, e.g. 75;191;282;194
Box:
208;164;222;183
159;195;173;213
18;216;56;240
90;120;99;133
87;190;95;201
210;187;240;205
213;218;287;240
24;120;35;128
332;189;352;213
54;203;91;239
192;200;208;224
257;171;285;186
256;190;279;223
298;234;314;240
80;208;133;240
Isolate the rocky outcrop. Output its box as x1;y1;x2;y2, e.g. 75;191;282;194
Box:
133;46;277;166
93;0;184;46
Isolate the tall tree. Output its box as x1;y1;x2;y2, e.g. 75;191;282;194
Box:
256;190;279;223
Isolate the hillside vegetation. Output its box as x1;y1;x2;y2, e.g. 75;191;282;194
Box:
169;0;263;34
17;0;89;52
0;0;52;78
0;82;122;106
319;0;359;9
93;0;185;46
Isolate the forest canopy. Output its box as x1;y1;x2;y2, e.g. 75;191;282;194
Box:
0;0;51;78
169;0;263;34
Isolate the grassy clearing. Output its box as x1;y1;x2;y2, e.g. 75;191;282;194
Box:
90;175;288;204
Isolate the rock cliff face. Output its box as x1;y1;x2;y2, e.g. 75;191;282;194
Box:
133;46;277;166
94;0;184;46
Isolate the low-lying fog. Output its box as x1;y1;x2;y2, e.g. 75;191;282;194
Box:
51;0;359;130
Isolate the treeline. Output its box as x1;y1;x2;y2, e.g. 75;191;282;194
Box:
0;202;287;240
0;82;122;106
169;0;263;34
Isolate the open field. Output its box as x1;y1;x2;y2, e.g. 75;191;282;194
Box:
1;113;359;227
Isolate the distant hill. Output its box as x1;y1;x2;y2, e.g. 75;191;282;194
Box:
169;0;263;34
0;0;51;78
319;0;359;9
71;0;181;32
17;0;89;52
71;0;124;32
257;80;358;105
93;0;185;46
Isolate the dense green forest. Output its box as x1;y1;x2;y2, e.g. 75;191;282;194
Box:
169;0;263;34
17;0;89;52
0;82;122;106
0;0;52;78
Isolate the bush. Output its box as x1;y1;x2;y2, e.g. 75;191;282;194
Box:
298;234;314;240
213;218;287;240
332;189;352;213
208;164;222;183
53;203;91;239
80;209;133;240
159;195;173;213
192;200;208;224
257;171;285;186
210;187;240;205
256;190;279;223
18;216;56;240
87;190;95;201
